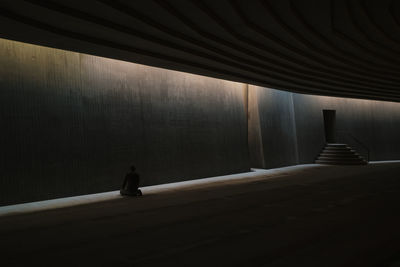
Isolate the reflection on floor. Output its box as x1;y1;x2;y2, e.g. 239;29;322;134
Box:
1;162;400;266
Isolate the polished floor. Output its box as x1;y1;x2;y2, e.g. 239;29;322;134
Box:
1;162;400;266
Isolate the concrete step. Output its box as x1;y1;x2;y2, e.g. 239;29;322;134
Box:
321;150;357;154
324;147;352;151
317;157;364;162
322;148;356;154
315;143;367;165
315;160;367;165
319;152;360;157
318;154;362;160
326;143;348;147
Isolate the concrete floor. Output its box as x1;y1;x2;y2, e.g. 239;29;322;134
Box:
1;163;400;267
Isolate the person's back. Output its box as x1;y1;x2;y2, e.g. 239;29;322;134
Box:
125;171;139;192
120;165;142;196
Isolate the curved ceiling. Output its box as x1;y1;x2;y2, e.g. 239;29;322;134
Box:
1;0;400;102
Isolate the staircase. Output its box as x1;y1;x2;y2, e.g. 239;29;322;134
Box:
315;143;368;165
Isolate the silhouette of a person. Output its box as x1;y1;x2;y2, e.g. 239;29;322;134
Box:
120;165;142;196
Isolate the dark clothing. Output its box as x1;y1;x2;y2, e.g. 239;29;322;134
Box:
121;172;140;193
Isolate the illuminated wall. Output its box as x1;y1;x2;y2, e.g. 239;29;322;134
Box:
248;85;298;169
1;37;400;205
0;38;249;205
249;86;400;168
292;93;400;163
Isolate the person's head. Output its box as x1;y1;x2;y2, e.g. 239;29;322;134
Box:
130;165;136;172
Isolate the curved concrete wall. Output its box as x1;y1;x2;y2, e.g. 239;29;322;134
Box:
0;39;250;205
248;85;298;168
249;86;400;167
292;93;400;163
1;38;400;205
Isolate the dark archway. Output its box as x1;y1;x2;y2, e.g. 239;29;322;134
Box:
323;110;336;143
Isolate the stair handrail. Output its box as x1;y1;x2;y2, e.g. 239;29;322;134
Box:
336;130;370;162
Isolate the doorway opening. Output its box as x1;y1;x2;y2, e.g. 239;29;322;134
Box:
323;109;336;143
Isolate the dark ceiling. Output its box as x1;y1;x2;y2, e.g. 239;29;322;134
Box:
1;0;400;102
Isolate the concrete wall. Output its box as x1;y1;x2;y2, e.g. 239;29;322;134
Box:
248;85;298;168
292;93;400;163
249;86;400;168
1;38;400;205
0;39;250;205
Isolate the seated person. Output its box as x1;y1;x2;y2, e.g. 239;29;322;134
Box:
120;165;142;196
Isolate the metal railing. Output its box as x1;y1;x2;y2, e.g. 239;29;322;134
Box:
335;131;370;162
